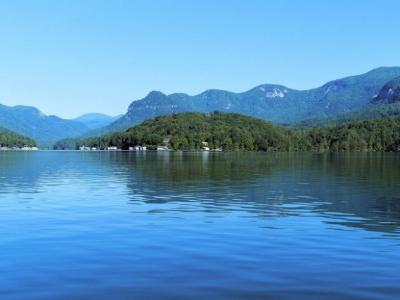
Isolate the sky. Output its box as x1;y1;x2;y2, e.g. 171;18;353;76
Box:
0;0;400;119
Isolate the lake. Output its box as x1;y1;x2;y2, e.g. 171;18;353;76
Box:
0;151;399;299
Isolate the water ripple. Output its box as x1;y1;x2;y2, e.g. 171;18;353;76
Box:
0;152;400;299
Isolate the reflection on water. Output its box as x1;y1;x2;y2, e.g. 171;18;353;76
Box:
0;152;400;299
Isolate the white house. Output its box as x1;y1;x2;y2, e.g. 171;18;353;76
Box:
157;146;169;151
129;146;147;151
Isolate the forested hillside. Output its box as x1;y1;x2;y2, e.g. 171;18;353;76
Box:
301;117;400;151
294;102;400;128
0;127;36;147
54;112;400;152
56;112;294;151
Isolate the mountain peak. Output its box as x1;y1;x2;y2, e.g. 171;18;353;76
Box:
368;66;400;72
146;91;167;99
0;103;89;145
255;85;291;98
74;113;114;121
74;113;122;130
2;104;48;119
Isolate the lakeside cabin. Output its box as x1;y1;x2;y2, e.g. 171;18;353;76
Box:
21;146;39;151
129;146;147;151
75;144;222;152
0;146;38;151
79;145;121;151
78;145;149;151
157;146;169;151
201;141;210;151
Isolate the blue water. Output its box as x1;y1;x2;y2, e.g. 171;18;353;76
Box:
1;151;399;299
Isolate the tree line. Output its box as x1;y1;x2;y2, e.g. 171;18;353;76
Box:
53;112;400;152
0;128;37;148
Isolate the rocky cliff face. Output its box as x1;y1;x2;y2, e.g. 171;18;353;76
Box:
372;77;400;104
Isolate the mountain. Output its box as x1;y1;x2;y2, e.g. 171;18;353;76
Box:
103;67;400;133
0;104;89;145
372;77;400;104
0;127;36;147
74;113;122;130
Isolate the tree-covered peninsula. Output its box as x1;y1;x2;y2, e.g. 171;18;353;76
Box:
0;127;37;148
54;112;400;152
56;112;294;151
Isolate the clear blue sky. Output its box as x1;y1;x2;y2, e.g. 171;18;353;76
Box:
0;0;399;118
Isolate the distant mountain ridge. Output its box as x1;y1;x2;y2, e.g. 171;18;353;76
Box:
0;104;89;145
74;113;122;130
104;67;400;133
